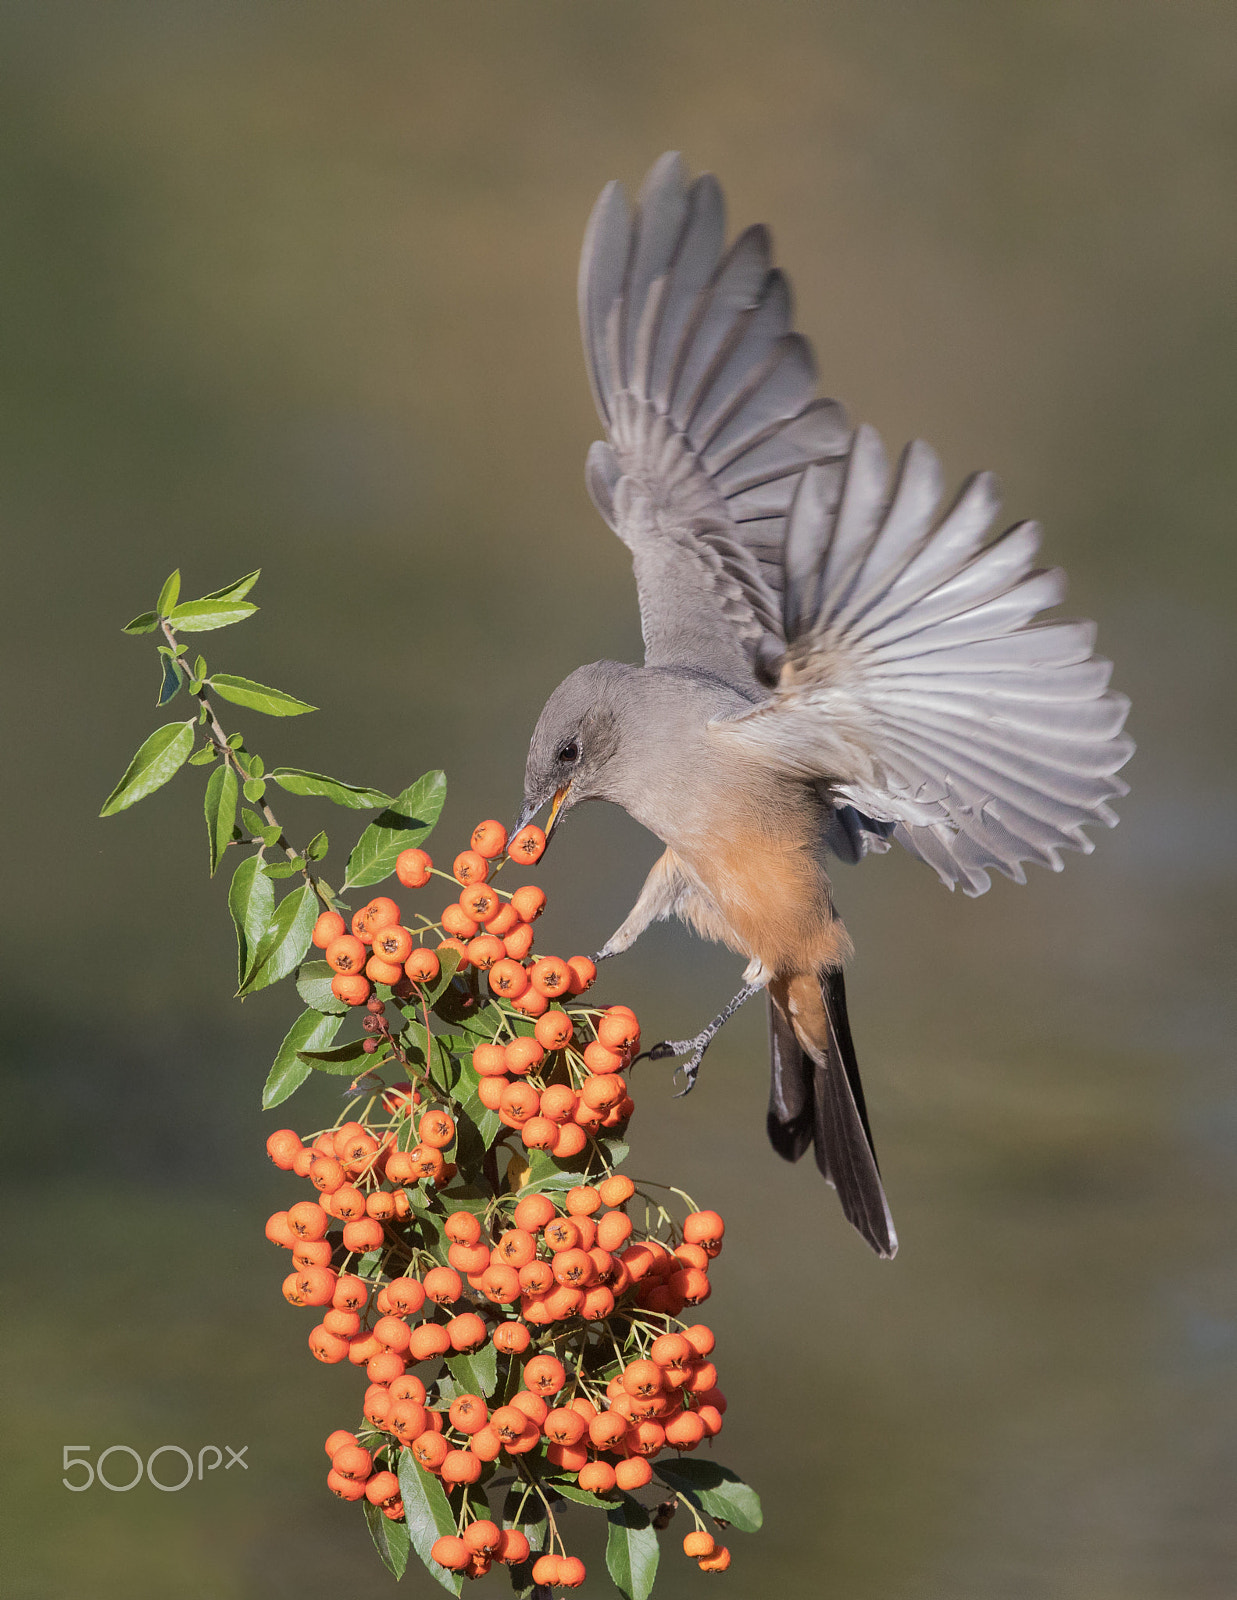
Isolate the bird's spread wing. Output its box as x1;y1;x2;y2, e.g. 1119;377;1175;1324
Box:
714;428;1134;894
579;151;850;691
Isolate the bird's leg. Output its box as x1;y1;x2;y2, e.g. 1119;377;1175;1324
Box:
645;980;764;1096
592;849;688;963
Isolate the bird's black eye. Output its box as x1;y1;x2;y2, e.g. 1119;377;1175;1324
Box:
557;739;580;765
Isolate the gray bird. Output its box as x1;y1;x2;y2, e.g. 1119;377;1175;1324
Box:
514;152;1133;1258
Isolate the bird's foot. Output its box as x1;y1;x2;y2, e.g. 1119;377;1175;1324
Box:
644;1032;712;1097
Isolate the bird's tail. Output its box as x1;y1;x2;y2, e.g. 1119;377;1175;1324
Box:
766;969;898;1258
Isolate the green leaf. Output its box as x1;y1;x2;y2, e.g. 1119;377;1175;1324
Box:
263;1008;344;1109
193;655;207;680
188;745;218;766
238;883;317;995
522;1152;592;1194
654;1460;763;1533
545;1479;615;1508
228;854;274;985
445;1342;497;1397
398;1450;463;1596
305;830;329;862
261;859;300;879
99;720;195;816
166;598;258;632
424;946;462;1005
296;960;349;1015
157;569;181;616
242;776;266;804
363;1497;411;1580
453;1061;503;1151
200;568;261;604
122;610;159;635
156;652;184;706
204;763;239;877
606;1495;660;1600
208;673;316;717
344;771;447;889
297;1037;388;1075
268;767;394;810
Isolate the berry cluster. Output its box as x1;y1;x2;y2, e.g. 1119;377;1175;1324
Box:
263;821;735;1586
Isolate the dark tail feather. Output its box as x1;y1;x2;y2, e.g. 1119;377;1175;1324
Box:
765;971;898;1259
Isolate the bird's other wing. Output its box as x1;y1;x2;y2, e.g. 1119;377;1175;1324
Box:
579;152;851;693
714;426;1134;895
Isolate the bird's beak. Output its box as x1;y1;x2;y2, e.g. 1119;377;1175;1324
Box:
545;782;572;842
510;781;573;849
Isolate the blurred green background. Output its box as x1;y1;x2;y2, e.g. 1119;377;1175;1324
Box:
2;3;1234;1596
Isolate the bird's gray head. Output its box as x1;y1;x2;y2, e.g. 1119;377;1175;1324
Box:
515;660;633;843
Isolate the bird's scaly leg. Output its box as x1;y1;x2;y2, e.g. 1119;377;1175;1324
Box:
645;980;764;1096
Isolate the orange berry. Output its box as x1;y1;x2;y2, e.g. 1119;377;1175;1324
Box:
513;1194;556;1232
580;1284;616;1319
389;1399;428;1441
558;1555;586;1589
350;909;374;944
342;1217;384;1253
459;882;501;923
521;1116;558;1151
472;1042;508;1077
469;1425;502;1461
365;1470;402;1507
362;1385;392;1426
529;956;571;997
465;933;505;969
496;1227;538;1267
408;1323;452;1362
531;1555;561;1587
492;1321;532;1354
445;1211;482;1245
390;1373;428;1406
430;1535;470;1571
470;820;508;859
452;849;489;886
597;1173;636;1207
500;1082;540;1124
326;1468;366;1501
698;1547;731;1572
488;958;529;999
448;1240;491;1275
463;1519;502;1557
370;923;413;964
665;1410;707;1448
523;1354;566;1395
683;1209;725;1254
292;1237;333;1269
423;1266;462;1304
504;1036;545;1075
331;1442;372;1479
367;1349;406;1385
480;1262;521;1303
447;1312;488;1351
324;1429;358;1460
287;1200;330;1241
543;1216;580;1254
564;1184;601;1216
683;1323;716;1357
311;910;346;949
566;955;597;994
510;884;547;922
583;1040;624;1075
477;1076;508;1111
519;1259;554;1295
539;1084;579;1124
395;848;432;888
440;904;479;939
596;1211;633;1252
615;1457;653;1491
553;1123;588;1160
365;897;401;930
418;1109;455;1149
449;1394;489;1435
365;954;403;984
598;1009;640;1053
508;824;546;864
264;1210;296;1248
651;1332;692;1367
512;986;549;1018
265;1129;303;1170
332;1274;370;1312
535;1010;574;1050
404;947;440;985
683;1530;716;1558
588;1410;629;1449
309;1154;345;1193
502;923;536;960
674;1242;711;1272
373;1315;412;1353
497;1528;530;1565
581;1073;625;1112
308;1326;349;1363
578;1462;617;1495
622;1360;664;1399
325;934;367;975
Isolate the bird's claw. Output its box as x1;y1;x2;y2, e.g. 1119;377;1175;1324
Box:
642;1034;709;1096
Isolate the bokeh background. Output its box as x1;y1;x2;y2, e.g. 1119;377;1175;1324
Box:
2;4;1235;1596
